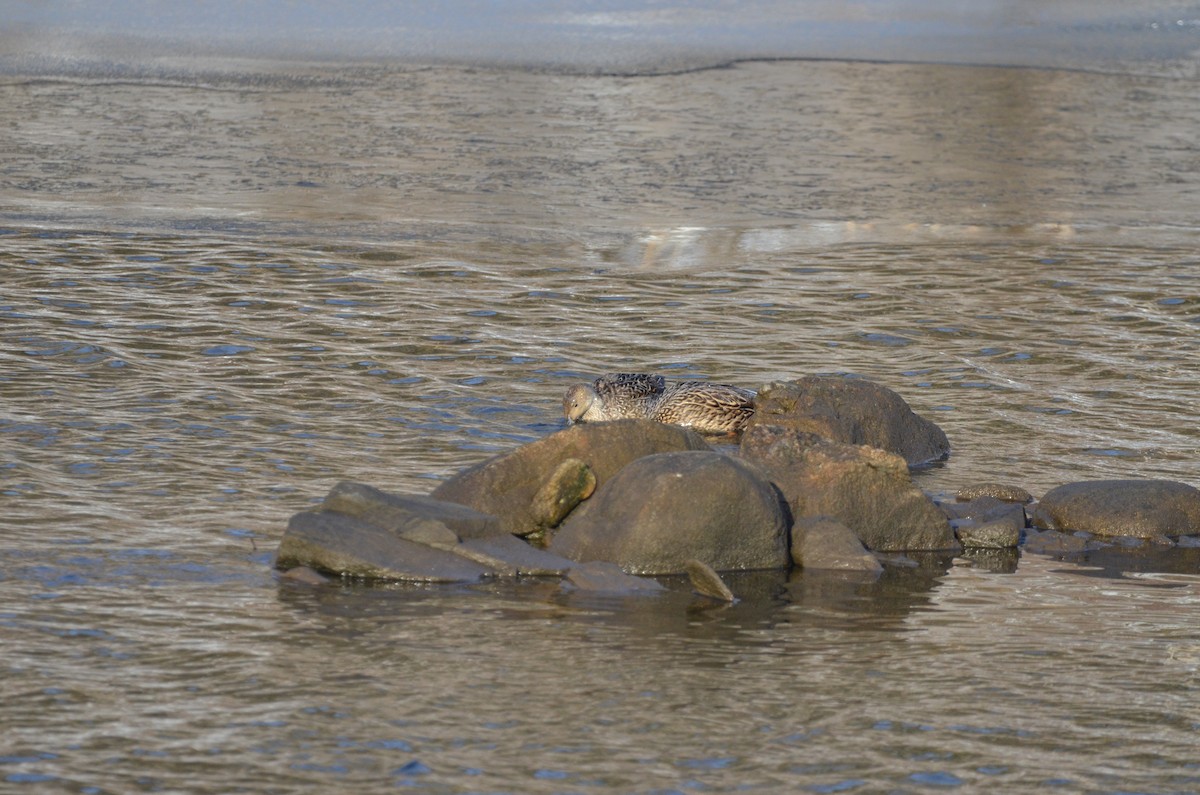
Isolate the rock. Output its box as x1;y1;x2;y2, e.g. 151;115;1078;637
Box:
792;515;884;572
564;561;666;593
746;376;949;467
321;481;503;542
741;424;958;552
955;518;1022;549
529;458;596;529
955;483;1033;504
549;450;790;575
1032;479;1200;540
277;511;492;582
684;558;737;602
941;496;1025;549
431;420;711;537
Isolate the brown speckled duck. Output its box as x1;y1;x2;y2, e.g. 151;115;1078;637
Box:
562;372;755;435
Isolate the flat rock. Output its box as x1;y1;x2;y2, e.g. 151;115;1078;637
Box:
1032;479;1200;539
741;424;958;553
277;510;491;582
746;376;949;467
550;450;790;575
432;420;711;537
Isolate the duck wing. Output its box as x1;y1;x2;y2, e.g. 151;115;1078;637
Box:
594;372;666;401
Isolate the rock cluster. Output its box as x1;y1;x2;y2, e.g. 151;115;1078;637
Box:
276;375;1200;592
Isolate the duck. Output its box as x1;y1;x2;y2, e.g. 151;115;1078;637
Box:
562;372;755;435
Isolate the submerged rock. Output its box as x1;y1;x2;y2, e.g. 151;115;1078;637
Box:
1032;479;1200;540
549;450;790;575
741;424;958;553
432;420;711;537
746;376;950;467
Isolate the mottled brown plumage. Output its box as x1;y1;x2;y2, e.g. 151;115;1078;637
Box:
563;372;754;435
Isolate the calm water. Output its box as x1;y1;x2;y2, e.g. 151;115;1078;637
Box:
3;44;1200;795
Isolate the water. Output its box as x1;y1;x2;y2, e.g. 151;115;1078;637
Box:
3;10;1200;793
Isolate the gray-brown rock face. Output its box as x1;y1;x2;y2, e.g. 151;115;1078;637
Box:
431;420;711;537
1032;479;1200;540
549;450;790;575
747;376;950;467
740;425;958;552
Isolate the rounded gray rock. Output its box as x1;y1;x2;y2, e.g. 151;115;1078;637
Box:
549;450;790;575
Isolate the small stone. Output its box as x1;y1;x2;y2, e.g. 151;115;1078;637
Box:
955;483;1034;504
684;558;737;602
955;517;1021;549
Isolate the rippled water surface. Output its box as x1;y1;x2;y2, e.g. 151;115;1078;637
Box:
3;52;1200;793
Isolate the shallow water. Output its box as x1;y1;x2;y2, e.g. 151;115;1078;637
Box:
2;50;1200;794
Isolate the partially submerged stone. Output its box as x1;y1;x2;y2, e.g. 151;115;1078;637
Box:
684;558;737;602
278;511;491;582
550;450;790;575
432;420;711;537
792;515;883;573
741;424;958;553
942;496;1025;549
1032;479;1200;540
747;376;949;467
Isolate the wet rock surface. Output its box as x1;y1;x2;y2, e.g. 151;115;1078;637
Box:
746;376;950;467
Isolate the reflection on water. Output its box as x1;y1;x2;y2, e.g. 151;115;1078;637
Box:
2;55;1200;793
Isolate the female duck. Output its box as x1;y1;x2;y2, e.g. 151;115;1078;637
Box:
563;372;755;435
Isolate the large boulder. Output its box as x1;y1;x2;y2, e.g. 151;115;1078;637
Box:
747;376;949;467
1032;479;1200;540
431;420;712;537
549;451;790;575
740;425;958;552
276;481;577;581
